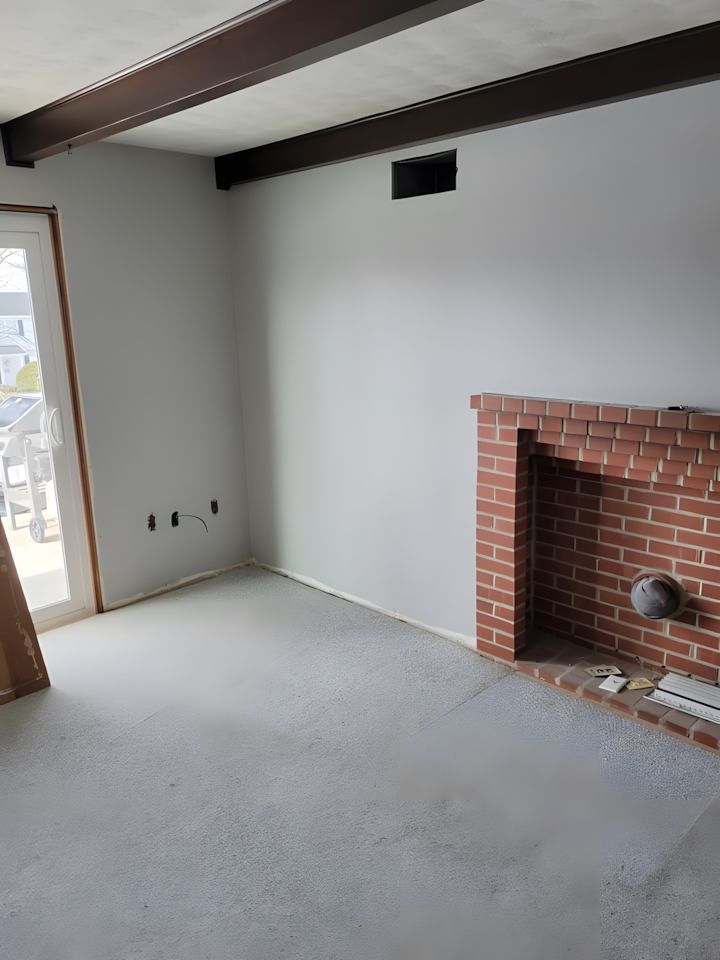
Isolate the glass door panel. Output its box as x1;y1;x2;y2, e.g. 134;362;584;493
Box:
0;216;93;627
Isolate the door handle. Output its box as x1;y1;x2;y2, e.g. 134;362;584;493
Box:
48;407;64;446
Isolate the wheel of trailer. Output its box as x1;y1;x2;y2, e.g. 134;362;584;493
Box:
29;519;45;543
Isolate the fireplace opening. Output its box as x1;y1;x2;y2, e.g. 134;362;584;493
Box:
472;394;720;686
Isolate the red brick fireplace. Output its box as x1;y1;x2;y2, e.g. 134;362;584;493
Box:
471;394;720;696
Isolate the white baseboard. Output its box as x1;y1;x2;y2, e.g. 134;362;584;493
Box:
256;561;477;651
104;559;255;612
103;559;478;654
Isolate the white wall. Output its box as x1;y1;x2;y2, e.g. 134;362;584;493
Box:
231;80;720;639
0;143;250;607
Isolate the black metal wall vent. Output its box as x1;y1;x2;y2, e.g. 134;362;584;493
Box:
392;149;457;200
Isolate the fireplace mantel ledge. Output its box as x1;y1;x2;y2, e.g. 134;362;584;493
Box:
470;394;720;430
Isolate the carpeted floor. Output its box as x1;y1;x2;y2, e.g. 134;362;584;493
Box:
1;567;719;959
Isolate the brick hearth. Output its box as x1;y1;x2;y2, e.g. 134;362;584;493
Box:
470;393;720;752
516;636;719;752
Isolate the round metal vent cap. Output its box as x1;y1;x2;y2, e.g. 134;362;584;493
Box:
630;571;685;620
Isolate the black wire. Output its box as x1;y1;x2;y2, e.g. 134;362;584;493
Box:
177;514;209;533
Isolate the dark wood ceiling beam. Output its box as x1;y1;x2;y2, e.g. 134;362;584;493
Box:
1;0;482;167
215;21;720;189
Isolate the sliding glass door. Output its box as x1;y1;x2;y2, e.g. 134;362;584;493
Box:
0;213;94;627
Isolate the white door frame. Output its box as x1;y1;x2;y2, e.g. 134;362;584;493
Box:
0;207;100;627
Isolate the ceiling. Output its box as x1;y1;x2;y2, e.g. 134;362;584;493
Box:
0;0;259;120
2;0;719;159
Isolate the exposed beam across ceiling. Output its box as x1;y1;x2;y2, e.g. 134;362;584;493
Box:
214;20;720;190
1;0;482;167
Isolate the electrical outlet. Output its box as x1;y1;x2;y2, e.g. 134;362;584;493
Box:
210;499;219;515
147;513;156;532
171;511;179;527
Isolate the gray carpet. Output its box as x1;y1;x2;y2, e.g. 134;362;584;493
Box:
1;567;719;959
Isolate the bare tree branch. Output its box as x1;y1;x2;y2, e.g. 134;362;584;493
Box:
0;248;26;290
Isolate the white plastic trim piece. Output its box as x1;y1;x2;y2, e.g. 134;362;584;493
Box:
645;673;720;725
659;672;720;708
646;689;720;725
